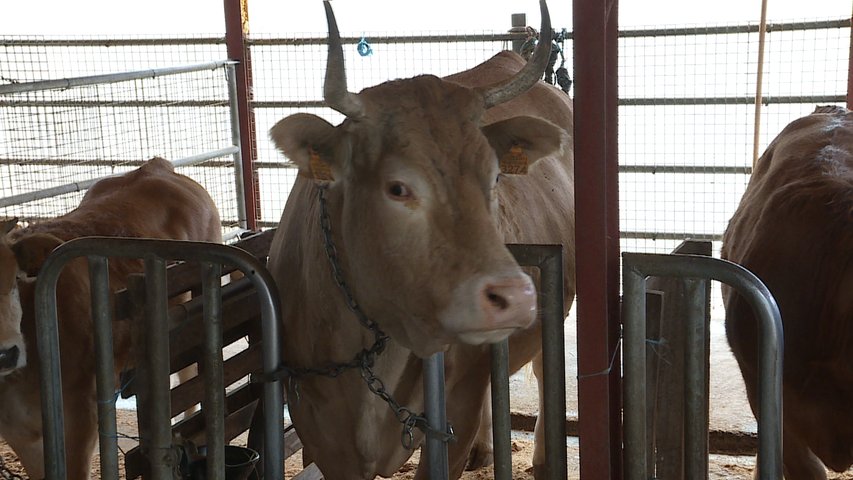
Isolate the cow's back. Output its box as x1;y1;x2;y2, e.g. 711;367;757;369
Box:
1;157;222;479
722;106;853;474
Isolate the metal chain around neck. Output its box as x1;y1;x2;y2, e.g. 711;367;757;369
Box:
256;186;455;448
315;185;454;448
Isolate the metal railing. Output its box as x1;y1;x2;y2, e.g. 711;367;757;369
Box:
34;237;284;480
622;252;783;479
0;60;248;234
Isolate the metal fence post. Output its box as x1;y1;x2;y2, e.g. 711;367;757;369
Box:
423;353;449;479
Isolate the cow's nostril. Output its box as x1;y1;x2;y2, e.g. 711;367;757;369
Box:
0;346;20;370
486;290;509;311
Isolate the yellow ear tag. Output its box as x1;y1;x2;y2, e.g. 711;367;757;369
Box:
500;144;529;175
309;149;334;183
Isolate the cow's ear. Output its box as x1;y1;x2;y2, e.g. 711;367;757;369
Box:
270;113;346;184
482;116;568;175
11;233;64;277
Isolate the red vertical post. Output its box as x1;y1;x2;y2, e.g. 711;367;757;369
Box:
224;0;259;230
573;0;623;478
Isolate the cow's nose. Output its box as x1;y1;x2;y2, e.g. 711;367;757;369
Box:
480;276;537;329
0;345;20;371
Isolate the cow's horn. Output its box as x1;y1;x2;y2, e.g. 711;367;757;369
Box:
480;0;553;109
323;0;365;119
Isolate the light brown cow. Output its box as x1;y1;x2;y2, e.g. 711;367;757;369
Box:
722;105;853;479
0;157;222;479
266;1;574;478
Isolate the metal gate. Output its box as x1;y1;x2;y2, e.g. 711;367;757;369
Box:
622;252;783;479
33;237;283;480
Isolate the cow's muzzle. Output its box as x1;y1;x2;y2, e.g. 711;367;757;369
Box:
0;344;21;373
445;272;537;345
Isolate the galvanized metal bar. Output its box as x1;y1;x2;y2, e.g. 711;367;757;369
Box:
423;353;449;480
88;256;119;480
252;95;846;110
508;244;567;480
34;237;284;480
0;99;228;108
0;60;234;95
539;248;567;480
143;256;175;480
1;18;844;50
34;253;71;480
622;262;648;479
0;37;223;47
247;33;527;46
683;278;710;479
620;94;846;106
618;18;849;37
620;165;753;174
620;231;723;242
622;252;783;480
225;63;248;230
490;339;512;480
202;262;226;480
0;147;238;209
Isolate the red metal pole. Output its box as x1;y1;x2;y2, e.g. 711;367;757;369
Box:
224;0;259;230
573;0;623;478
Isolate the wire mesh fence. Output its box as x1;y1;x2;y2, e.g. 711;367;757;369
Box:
0;18;849;255
0;52;244;234
618;19;849;258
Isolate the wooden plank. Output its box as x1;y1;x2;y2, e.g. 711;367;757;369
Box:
293;463;324;480
114;229;275;318
120;283;261;398
284;427;303;460
169;343;262;416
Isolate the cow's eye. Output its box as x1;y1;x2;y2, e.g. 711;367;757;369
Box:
387;181;412;201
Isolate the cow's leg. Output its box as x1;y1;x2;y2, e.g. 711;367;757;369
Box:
62;391;99;479
465;393;494;470
778;428;826;480
531;351;546;479
0;396;47;479
7;435;45;480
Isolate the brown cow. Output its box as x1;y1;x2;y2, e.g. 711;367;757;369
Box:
722;105;853;479
266;1;574;478
0;157;222;479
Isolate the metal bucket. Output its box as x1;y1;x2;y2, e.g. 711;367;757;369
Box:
187;445;260;480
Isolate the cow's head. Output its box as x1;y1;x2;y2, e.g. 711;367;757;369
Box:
0;221;64;376
0;219;26;375
271;0;566;356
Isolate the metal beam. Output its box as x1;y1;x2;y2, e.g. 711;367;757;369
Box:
573;0;622;477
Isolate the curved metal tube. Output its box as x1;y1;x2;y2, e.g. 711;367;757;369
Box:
622;252;783;480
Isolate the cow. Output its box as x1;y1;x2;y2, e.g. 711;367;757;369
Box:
265;1;574;478
722;105;853;479
0;157;222;479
